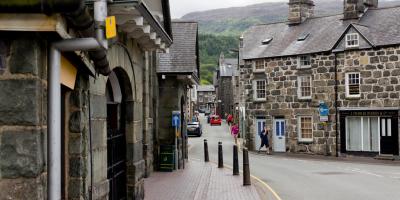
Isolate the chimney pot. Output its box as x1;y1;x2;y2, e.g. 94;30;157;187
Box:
288;0;314;25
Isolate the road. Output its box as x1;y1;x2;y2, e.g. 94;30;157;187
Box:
188;114;400;200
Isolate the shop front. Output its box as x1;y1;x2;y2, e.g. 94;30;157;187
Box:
340;110;399;156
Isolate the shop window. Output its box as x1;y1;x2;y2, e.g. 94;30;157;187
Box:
297;76;312;99
345;72;360;98
346;117;379;152
298;116;313;142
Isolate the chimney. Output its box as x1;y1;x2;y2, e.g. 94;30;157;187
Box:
288;0;315;25
344;0;378;20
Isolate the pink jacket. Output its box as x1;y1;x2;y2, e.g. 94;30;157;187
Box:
231;125;239;136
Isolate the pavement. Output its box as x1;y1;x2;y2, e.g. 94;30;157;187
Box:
144;159;265;200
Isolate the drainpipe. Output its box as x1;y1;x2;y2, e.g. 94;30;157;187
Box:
334;52;339;157
49;38;105;200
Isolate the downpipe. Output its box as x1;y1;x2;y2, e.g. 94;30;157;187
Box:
48;1;108;199
49;38;106;200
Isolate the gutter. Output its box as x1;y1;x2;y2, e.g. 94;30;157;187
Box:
0;0;111;75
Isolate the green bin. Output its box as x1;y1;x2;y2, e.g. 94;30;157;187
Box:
159;145;175;172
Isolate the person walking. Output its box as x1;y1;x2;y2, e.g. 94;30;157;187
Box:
258;126;270;154
231;123;239;145
227;114;233;126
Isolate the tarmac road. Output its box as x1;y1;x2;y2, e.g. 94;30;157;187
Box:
188;114;400;200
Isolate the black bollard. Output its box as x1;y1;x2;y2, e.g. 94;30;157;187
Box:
218;142;223;168
204;139;209;162
243;148;251;186
233;144;239;175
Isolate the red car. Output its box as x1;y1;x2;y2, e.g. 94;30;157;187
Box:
210;115;222;126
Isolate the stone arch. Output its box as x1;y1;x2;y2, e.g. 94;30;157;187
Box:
105;67;134;200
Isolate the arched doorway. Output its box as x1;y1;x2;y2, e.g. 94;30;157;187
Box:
106;69;130;200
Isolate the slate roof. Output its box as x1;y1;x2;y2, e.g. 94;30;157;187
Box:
243;6;400;60
219;58;239;77
198;85;215;92
158;21;199;81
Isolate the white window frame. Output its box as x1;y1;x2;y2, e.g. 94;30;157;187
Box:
252;59;265;72
298;116;313;142
345;72;361;98
253;79;266;101
297;76;312;100
297;55;311;69
345;33;359;48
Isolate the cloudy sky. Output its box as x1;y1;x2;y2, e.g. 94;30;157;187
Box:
170;0;285;18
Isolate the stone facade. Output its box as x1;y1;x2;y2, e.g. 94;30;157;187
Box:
198;89;216;112
241;44;400;156
0;13;168;200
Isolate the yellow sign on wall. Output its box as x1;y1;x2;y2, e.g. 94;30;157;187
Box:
105;16;117;39
61;56;77;89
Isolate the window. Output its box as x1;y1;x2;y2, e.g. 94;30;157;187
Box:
346;117;379;152
345;73;360;98
198;97;203;102
297;76;312;99
253;59;265;72
298;55;311;68
297;33;310;41
346;33;359;48
253;80;266;101
298;116;313;142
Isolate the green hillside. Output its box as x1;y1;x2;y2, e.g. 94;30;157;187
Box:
199;34;239;84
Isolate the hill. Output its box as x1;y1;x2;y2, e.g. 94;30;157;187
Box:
185;0;400;84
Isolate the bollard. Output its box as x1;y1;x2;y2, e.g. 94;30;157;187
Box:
204;139;209;162
233;144;239;175
243;148;251;186
218;142;223;168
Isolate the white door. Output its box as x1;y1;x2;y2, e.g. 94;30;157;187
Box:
254;118;266;150
273;119;286;152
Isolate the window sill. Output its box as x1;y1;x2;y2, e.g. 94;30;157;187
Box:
298;139;313;143
298;97;312;101
253;69;265;73
345;46;359;50
297;66;311;70
253;99;267;102
345;95;361;100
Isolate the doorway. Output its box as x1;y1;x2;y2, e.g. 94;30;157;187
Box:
106;75;127;200
380;117;397;155
254;117;266;150
273;119;286;152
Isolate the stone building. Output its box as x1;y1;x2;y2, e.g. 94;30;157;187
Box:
197;85;216;113
158;21;199;170
216;53;239;118
0;0;172;199
240;0;400;158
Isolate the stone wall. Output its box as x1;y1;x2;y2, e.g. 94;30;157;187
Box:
218;77;234;117
0;33;47;200
157;76;187;169
241;44;400;155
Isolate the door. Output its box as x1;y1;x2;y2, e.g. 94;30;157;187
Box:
254;118;266;150
107;103;127;200
380;117;396;155
273;119;286;152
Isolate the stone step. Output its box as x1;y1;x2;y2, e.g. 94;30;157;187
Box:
374;154;395;161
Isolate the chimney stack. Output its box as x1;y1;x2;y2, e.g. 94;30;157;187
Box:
344;0;378;20
288;0;315;25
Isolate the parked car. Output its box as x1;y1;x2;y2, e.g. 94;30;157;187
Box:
204;109;211;116
198;108;205;113
187;122;202;136
210;115;222;126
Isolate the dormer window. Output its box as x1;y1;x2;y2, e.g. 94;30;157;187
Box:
262;38;273;45
346;33;359;48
